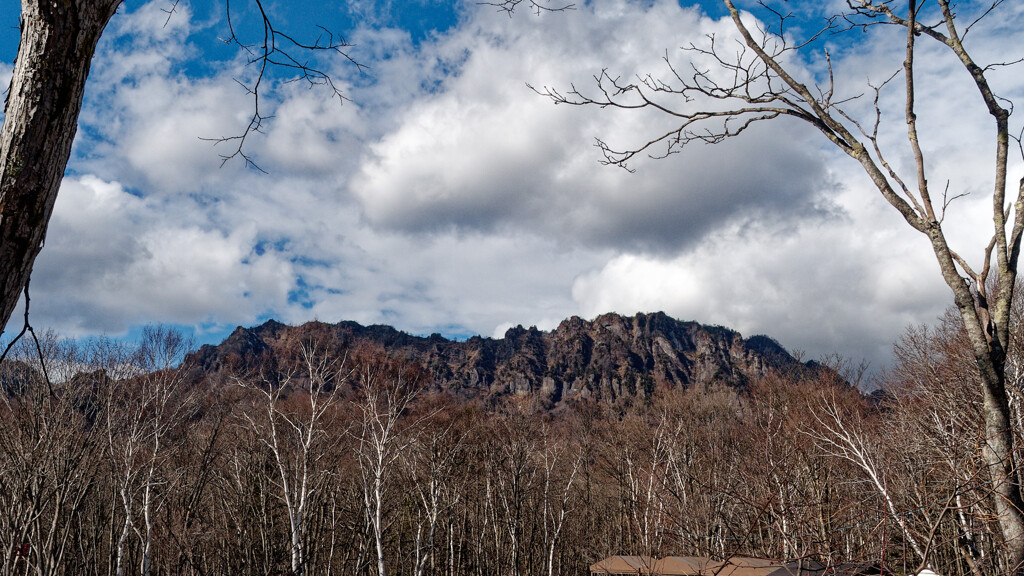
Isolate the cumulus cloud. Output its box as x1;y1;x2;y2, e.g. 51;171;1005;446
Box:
351;1;838;253
11;0;1024;373
73;1;368;195
73;3;250;193
299;227;607;337
30;176;294;335
570;183;952;365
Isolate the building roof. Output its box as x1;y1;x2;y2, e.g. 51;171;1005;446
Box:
655;556;723;575
717;557;788;576
591;556;880;576
591;555;658;575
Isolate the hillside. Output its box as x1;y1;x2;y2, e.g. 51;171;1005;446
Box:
189;311;809;404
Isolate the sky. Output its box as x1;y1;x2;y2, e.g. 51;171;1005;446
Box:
1;0;1023;372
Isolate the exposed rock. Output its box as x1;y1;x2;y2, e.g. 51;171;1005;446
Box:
187;311;812;405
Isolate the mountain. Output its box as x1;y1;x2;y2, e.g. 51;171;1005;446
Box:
188;312;809;405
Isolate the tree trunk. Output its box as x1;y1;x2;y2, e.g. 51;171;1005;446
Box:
0;0;121;330
928;231;1024;572
977;358;1024;572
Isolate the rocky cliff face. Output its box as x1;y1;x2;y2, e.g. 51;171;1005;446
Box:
189;312;806;405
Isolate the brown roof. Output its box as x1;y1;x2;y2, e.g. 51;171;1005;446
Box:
593;556;879;576
654;556;724;575
591;556;658;575
747;560;880;576
768;561;880;576
730;558;785;568
716;557;787;576
815;563;881;576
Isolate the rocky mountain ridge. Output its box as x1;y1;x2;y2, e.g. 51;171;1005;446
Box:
189;311;809;404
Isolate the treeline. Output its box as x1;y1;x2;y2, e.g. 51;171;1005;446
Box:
0;313;1017;576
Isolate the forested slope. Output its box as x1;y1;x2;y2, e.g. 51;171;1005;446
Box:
0;312;1002;576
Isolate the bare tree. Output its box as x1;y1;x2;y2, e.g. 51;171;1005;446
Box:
808;392;927;563
401;399;470;576
530;0;1024;569
0;0;122;334
538;425;582;576
236;342;344;576
131;326;194;576
95;327;193;576
0;333;102;576
99;337;147;576
884;316;1003;576
354;361;418;576
619;413;672;556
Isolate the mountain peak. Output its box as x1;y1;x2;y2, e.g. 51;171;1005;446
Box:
191;312;811;406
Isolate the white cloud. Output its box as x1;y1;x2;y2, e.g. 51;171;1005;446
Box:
293;227;607;337
11;0;1023;374
350;1;836;253
73;1;369;195
570;178;951;366
30;176;294;335
261;86;366;174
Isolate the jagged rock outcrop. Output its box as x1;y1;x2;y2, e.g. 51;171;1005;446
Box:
188;311;808;405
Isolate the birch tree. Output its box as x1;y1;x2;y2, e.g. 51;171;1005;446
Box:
237;343;344;576
99;328;192;576
809;392;927;563
490;412;541;576
132;326;194;576
538;427;582;576
0;333;101;576
402;402;470;576
355;361;418;576
85;334;144;576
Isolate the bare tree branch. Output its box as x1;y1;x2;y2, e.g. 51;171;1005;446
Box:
206;0;366;172
480;0;575;17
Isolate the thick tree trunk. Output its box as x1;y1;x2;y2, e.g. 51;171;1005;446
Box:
929;232;1024;573
978;356;1024;572
0;0;121;330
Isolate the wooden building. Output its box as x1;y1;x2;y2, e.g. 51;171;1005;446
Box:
591;556;881;576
